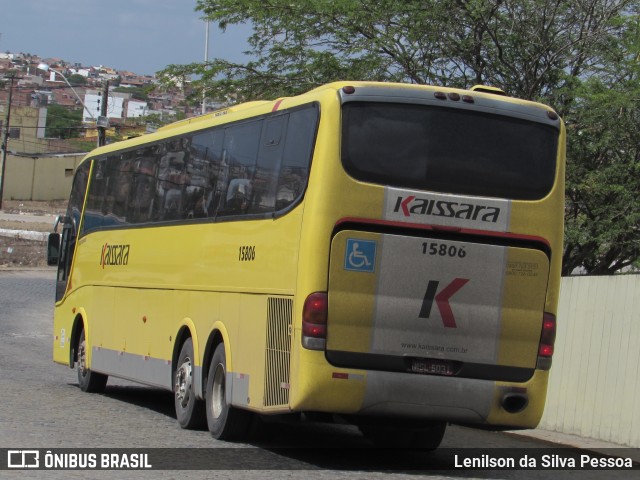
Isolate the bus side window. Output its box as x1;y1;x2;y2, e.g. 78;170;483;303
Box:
276;107;317;211
249;115;286;215
190;129;224;219
56;160;90;301
156;139;188;222
128;147;158;224
217;121;261;217
83;156;109;234
105;153;134;224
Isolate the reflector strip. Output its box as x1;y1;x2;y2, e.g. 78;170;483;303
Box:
332;372;364;381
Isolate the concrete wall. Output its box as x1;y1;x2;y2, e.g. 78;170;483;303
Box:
2;154;85;201
540;275;640;447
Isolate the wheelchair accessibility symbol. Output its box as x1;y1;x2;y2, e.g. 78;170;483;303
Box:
344;238;376;273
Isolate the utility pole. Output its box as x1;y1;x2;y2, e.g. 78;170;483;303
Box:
0;74;15;210
97;80;109;147
202;20;209;115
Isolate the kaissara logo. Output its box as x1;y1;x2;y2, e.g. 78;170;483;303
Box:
419;278;469;328
100;243;130;269
393;195;502;223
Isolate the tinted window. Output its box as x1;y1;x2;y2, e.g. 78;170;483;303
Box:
341;102;558;200
277;108;317;210
67;160;91;227
188;130;224;219
81;103;319;236
250;116;286;214
217;121;261;217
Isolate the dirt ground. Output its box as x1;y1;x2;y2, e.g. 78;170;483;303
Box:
0;200;67;269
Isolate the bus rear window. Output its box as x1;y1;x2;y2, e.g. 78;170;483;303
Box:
341;102;558;200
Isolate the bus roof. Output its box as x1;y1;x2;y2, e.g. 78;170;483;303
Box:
156;101;272;132
80;81;558;163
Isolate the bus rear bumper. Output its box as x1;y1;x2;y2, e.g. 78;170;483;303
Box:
290;359;548;429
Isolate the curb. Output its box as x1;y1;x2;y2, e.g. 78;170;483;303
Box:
506;429;640;462
0;228;49;242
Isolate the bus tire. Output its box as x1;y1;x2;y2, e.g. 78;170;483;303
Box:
77;328;108;393
412;421;447;450
206;343;251;440
174;338;206;429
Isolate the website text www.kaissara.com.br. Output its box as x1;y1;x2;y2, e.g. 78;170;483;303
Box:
401;343;468;354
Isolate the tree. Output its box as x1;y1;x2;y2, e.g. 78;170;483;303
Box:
158;0;639;274
45;104;83;139
561;13;640;274
67;74;87;86
113;84;155;102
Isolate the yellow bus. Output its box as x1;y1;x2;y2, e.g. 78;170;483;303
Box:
48;81;565;448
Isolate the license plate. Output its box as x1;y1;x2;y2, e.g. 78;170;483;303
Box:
411;358;455;376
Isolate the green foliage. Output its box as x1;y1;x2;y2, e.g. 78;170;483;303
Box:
139;111;187;129
45;104;83;139
66;74;87;86
157;0;640;275
65;137;97;152
113;84;155;101
562;13;640;274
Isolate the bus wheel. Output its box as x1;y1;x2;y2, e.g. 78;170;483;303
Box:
205;343;251;440
174;338;205;429
412;421;447;450
77;329;108;393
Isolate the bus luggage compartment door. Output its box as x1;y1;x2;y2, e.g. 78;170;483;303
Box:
326;230;550;380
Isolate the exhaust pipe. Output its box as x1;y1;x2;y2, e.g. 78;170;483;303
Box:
501;393;529;413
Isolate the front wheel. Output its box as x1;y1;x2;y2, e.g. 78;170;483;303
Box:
174;338;206;429
205;343;251;440
77;329;108;393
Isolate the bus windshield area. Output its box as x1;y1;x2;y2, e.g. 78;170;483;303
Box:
341;102;558;200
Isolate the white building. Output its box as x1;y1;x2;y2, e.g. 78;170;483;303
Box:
126;100;148;118
69;68;92;78
83;92;125;122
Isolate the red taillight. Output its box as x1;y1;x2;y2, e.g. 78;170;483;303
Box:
539;344;554;357
302;292;328;350
537;313;556;369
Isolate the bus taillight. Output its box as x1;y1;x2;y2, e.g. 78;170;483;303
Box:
536;313;556;370
302;292;328;350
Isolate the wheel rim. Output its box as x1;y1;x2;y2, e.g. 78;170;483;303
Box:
78;338;88;378
211;363;225;419
175;357;192;408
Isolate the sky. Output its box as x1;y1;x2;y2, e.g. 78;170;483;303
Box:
1;0;252;76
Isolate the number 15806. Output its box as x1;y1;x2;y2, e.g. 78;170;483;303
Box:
422;242;467;258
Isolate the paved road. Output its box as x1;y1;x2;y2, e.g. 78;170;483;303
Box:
0;270;636;479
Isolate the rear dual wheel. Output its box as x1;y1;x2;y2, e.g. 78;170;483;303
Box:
174;338;206;429
206;343;251;440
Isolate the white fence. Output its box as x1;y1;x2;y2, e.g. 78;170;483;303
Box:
539;275;640;447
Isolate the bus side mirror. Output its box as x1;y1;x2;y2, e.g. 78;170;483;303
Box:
47;233;61;266
53;215;68;233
